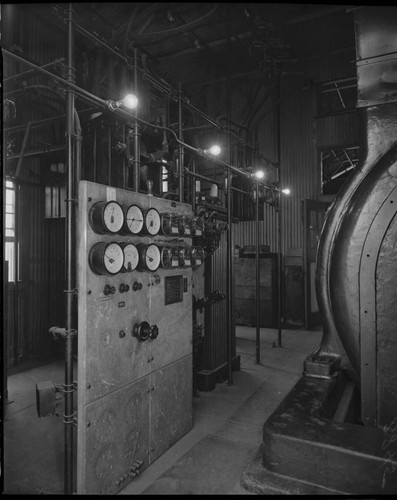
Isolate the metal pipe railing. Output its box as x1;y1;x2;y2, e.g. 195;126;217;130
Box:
64;4;75;494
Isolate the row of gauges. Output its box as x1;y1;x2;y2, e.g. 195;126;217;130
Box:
89;242;205;275
90;200;203;237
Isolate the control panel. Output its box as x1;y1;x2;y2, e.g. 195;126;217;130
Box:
77;181;197;494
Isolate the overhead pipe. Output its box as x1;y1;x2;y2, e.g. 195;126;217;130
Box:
3;49;281;192
3;57;65;84
184;168;222;187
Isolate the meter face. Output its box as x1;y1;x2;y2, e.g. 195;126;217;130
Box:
144;208;161;236
103;242;124;274
103;201;124;233
125;205;144;235
122;243;139;272
89;241;124;275
145;243;161;271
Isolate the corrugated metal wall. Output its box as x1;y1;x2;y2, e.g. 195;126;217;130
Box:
4;6;67;364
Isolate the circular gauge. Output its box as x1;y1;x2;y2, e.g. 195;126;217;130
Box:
138;243;161;271
192;216;204;237
89;201;124;234
160;247;172;269
89;242;124;275
144;208;161;236
121;242;139;272
178;247;186;267
125;204;144;235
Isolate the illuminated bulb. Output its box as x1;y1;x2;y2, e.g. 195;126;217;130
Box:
108;93;139;111
281;188;291;195
121;93;138;109
253;170;265;180
206;145;221;156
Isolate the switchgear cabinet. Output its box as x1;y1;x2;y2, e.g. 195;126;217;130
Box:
77;181;195;494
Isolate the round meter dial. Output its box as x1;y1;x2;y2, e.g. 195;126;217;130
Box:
121;242;139;272
138;243;161;271
125;204;144;235
89;201;124;234
144;208;161;236
160;247;172;269
89;241;124;275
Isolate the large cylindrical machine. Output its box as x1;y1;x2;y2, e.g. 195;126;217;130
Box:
242;6;397;495
314;5;397;429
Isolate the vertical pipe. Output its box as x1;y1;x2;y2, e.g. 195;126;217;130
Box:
13;182;19;366
277;76;283;348
255;181;261;363
226;73;233;385
64;4;75;494
192;158;196;213
133;48;140;192
178;83;184;203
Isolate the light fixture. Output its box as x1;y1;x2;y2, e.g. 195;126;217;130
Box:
203;145;221;156
107;93;138;111
252;170;265;180
281;188;291;195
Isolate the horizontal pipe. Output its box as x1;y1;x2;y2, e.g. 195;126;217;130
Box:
5;108;95;134
184;168;222;186
3;49;279;188
6;145;65;160
231;186;251;196
3;58;65;84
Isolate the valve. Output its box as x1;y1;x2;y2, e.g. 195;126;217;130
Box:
150;325;159;340
133;321;151;342
104;284;116;295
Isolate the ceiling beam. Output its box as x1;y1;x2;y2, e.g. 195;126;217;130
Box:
285;5;351;25
155;31;252;60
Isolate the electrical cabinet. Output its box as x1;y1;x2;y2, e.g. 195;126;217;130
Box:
234;253;278;328
77;181;200;494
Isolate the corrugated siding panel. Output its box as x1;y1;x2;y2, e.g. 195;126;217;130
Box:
280;73;317;254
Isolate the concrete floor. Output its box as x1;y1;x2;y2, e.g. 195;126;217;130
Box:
2;326;322;495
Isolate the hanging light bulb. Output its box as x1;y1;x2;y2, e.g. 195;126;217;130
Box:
107;93;138;111
203;145;221;156
281;188;291;195
252;170;265;180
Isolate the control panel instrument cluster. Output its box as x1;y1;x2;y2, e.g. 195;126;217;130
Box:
88;199;204;275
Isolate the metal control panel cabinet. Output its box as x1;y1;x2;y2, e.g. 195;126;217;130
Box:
77;181;194;494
